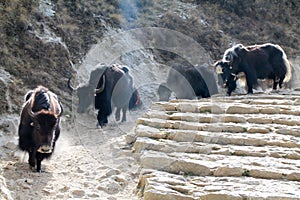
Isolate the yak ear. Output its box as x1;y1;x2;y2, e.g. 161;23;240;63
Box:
213;60;221;67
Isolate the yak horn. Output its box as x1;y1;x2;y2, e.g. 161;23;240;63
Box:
94;75;106;94
231;73;238;81
28;109;36;118
58;102;64;117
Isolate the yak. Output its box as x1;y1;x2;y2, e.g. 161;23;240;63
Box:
18;86;63;172
94;64;142;128
158;63;218;101
217;43;292;95
68;67;103;113
214;60;238;96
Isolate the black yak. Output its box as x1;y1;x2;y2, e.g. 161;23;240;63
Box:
94;64;142;128
18;86;63;172
68;67;103;113
158;63;218;101
217;43;292;95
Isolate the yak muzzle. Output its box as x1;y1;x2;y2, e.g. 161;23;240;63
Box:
37;145;52;153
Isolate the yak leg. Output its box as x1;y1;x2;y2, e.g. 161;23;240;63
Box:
121;107;127;122
97;110;108;127
273;77;279;90
115;108;121;122
36;158;42;172
36;153;45;172
28;150;36;169
246;78;253;94
278;77;284;89
247;84;253;94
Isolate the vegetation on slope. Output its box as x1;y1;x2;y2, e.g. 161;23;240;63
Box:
0;0;299;114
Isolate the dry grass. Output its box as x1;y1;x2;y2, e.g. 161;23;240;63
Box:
0;0;299;114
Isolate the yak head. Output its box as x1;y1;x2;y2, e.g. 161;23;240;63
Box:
68;78;96;113
29;110;61;153
222;44;246;75
214;60;237;96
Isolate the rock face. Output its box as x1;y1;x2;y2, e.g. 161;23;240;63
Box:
133;91;300;199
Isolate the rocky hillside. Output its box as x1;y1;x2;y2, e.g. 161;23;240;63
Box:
0;0;299;114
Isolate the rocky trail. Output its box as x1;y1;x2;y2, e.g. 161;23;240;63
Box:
0;111;142;200
1;90;300;200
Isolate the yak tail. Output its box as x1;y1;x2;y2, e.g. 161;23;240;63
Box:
283;54;292;84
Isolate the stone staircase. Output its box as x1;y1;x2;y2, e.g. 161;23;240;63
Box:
132;91;300;200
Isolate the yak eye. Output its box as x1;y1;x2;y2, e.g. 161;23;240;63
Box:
226;55;231;61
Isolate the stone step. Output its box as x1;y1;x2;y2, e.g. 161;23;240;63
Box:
133;137;300;160
139;150;300;181
135;124;300;148
138;169;300;200
143;111;300;127
151;101;300;115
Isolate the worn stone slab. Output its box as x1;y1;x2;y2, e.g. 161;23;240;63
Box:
142;110;171;120
133;137;300;160
140;150;300;181
276;128;300;137
226;105;260;114
198;105;224;114
137;169;300;200
135;124;168;139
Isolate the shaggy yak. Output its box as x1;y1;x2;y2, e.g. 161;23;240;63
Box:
158;63;218;101
215;43;292;95
18;86;63;172
94;64;142;128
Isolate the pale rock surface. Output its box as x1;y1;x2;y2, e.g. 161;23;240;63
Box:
134;92;300;199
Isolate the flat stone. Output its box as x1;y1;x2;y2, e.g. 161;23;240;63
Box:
199;105;224;114
136;118;172;129
143;189;194;200
247;127;270;134
286;172;300;181
226;106;259;114
220;115;247;123
249;169;284;179
213;167;243;177
247;117;273;124
135;124;167;139
200;193;243;200
176;103;198;113
276;128;300;137
151;102;177;111
71;189;85;198
273;118;300;126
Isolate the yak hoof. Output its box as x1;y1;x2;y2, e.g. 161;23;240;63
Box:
96;122;106;129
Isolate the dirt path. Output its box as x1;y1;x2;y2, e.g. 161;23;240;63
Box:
0;110;143;200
